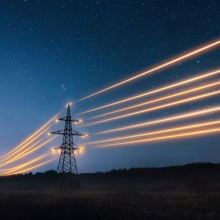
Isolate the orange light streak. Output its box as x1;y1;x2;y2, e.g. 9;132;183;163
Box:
10;137;47;161
84;90;220;126
79;40;220;101
0;136;56;168
0;127;48;162
95;128;220;148
89;81;220;120
79;69;220;115
10;136;56;162
0;134;48;164
0;112;60;160
2;159;54;176
0;137;46;167
10;136;56;163
85;120;220;145
1;153;50;175
97;106;220;135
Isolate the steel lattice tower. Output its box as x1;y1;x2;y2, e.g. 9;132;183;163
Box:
51;104;84;174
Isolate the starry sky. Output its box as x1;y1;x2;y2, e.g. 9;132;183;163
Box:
0;0;219;173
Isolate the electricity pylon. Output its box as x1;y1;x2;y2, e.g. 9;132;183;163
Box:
51;103;84;174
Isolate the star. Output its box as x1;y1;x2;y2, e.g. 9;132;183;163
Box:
60;84;67;92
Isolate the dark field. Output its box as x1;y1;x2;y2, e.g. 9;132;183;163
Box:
1;190;220;219
1;163;220;219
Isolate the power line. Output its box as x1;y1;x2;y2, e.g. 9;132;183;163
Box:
79;40;220;101
79;69;220;115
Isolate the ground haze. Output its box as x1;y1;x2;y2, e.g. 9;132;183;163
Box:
0;163;220;219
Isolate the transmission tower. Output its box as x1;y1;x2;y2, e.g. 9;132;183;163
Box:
51;103;84;174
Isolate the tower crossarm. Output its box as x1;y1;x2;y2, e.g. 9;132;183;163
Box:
50;130;65;135
58;117;80;122
54;146;78;150
73;131;85;136
51;130;85;136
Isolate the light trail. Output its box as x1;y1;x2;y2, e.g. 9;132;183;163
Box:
0;137;46;167
74;145;86;156
79;69;220;115
1;153;50;175
0;130;48;163
97;106;220;135
0;128;47;162
95;127;220;148
88;81;220;120
79;40;220;101
2;159;55;176
10;137;47;161
84;90;220;127
84;120;220;145
0;112;60;160
9;136;56;163
0;136;56;168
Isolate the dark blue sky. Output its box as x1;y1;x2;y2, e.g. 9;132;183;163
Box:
0;0;219;172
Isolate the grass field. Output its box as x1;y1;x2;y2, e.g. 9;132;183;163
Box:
0;190;220;219
1;164;220;219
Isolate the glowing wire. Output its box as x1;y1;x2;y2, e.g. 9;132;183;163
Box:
11;136;56;162
0;137;46;167
84;120;220;145
10;137;47;161
0;112;60;160
1;153;50;175
2;159;54;176
0;128;47;162
84;90;220;126
95;128;220;148
79;69;220;115
0;130;48;163
79;40;220;101
0;136;56;168
97;106;220;135
88;81;220;120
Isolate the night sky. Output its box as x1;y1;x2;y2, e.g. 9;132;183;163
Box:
0;0;219;173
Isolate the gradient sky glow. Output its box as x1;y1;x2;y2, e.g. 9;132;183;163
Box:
0;0;219;173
